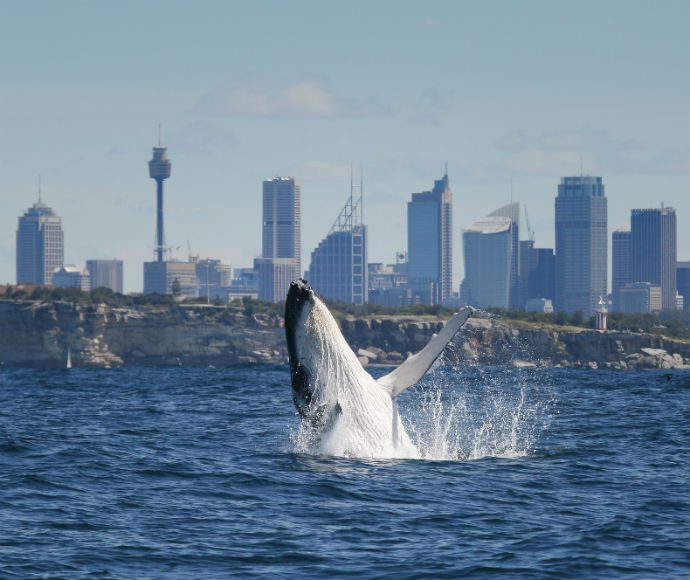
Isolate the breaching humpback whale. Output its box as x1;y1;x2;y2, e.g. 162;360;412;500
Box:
285;279;472;458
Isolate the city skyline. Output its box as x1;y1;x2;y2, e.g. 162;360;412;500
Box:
0;2;687;293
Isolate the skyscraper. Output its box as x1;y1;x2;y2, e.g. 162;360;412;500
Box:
260;177;301;302
16;199;64;284
488;202;519;308
519;240;555;307
631;207;677;310
554;176;607;316
307;178;367;304
611;229;632;311
407;172;452;304
462;216;512;309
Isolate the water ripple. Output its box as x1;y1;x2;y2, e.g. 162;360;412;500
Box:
0;365;687;579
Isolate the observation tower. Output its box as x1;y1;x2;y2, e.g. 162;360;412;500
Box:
148;139;172;262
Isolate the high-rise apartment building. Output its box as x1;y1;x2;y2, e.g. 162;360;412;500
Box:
260;177;301;302
462;216;512;309
407;172;452;304
611;229;632;311
307;180;367;304
631;207;677;310
554;176;607;316
86;259;123;293
16;200;64;284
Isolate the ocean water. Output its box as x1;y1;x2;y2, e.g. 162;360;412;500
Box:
0;364;688;579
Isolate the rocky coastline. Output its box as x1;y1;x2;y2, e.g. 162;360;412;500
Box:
0;300;687;370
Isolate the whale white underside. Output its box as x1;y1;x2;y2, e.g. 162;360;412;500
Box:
293;294;471;459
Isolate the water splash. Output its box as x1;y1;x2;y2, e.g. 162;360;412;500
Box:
287;294;551;461
402;366;553;461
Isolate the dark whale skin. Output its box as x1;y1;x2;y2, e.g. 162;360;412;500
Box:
285;279;314;416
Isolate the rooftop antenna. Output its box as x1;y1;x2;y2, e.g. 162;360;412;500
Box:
444;160;448;176
580;156;583;177
350;162;353;200
360;164;364;226
158;123;162;146
38;174;42;204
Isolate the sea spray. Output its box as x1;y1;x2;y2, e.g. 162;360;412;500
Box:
400;365;554;461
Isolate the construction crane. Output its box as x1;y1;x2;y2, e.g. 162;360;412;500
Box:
186;240;200;263
524;205;535;243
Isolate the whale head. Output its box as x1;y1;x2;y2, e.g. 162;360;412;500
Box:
285;279;366;428
285;279;318;416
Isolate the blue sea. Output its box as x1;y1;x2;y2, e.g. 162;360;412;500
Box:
0;364;688;579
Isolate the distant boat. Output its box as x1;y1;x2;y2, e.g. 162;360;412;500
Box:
66;348;72;369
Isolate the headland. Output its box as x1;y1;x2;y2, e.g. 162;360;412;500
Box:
0;299;687;370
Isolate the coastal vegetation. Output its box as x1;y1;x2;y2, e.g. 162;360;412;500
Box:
1;284;687;340
486;307;690;340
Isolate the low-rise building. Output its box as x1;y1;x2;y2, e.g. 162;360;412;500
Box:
619;282;662;313
52;266;91;291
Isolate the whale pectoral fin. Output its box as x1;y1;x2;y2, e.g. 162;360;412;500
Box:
377;307;472;397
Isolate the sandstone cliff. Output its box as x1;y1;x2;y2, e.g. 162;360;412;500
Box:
340;315;689;370
0;300;687;370
0;301;285;368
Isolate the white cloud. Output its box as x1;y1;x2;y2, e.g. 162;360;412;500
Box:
504;149;595;176
496;128;687;177
164;120;239;155
291;161;352;182
282;80;338;117
191;78;390;119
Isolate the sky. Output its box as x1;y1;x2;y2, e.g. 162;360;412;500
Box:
1;0;688;294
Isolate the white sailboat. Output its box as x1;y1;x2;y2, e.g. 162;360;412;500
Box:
66;348;72;369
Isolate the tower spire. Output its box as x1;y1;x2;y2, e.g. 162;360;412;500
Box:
38;174;42;204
